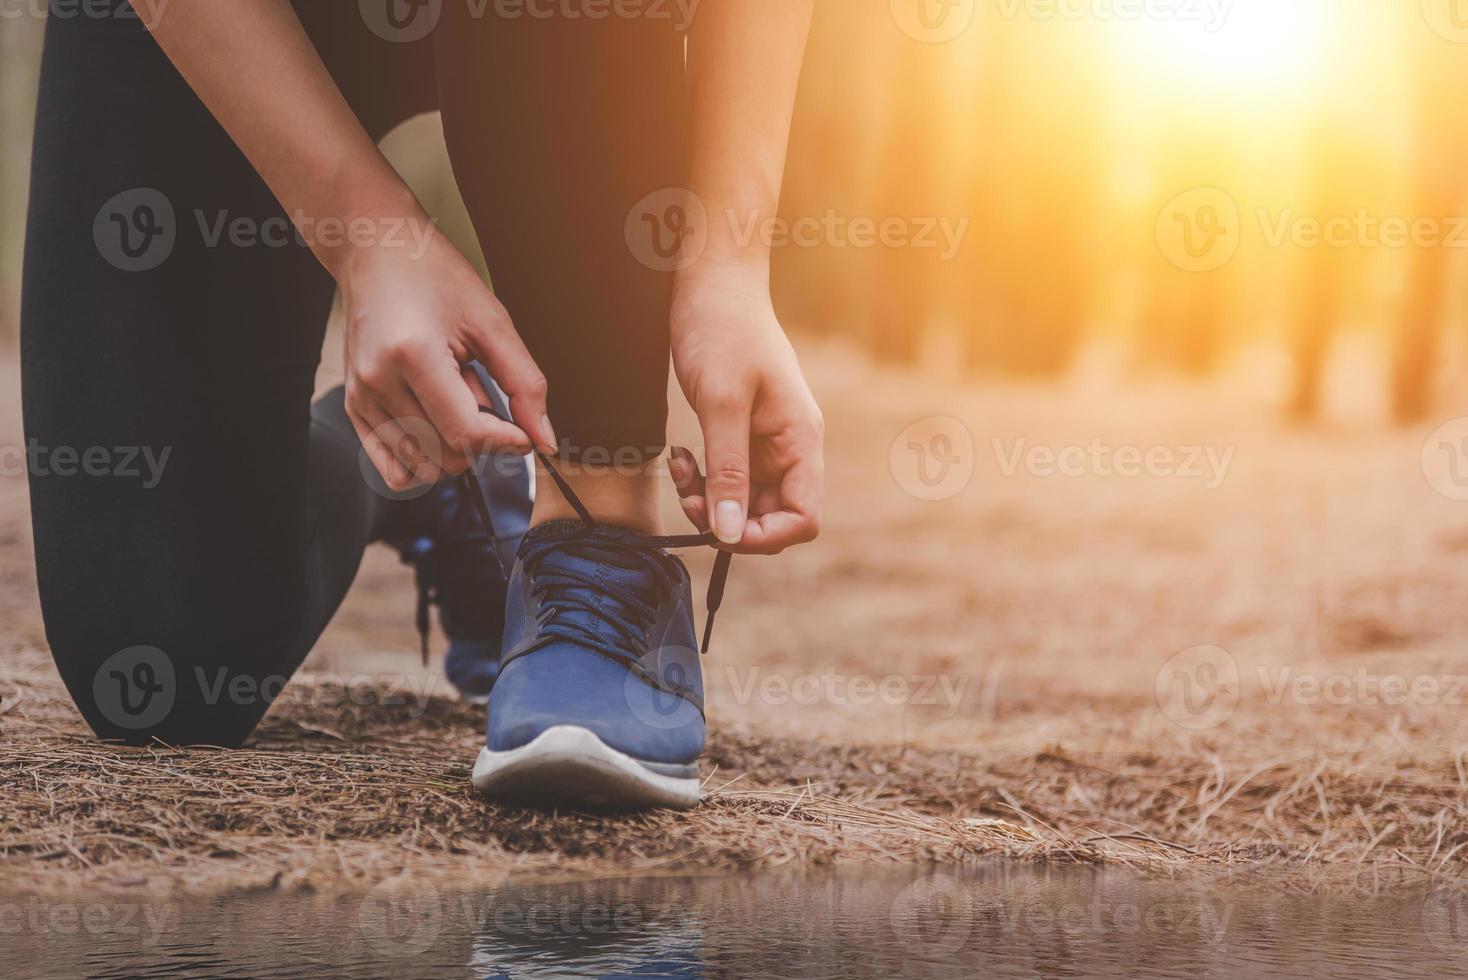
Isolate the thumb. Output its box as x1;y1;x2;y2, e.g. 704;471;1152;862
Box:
698;387;753;545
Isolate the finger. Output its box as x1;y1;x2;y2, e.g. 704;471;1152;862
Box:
668;446;706;500
402;352;532;465
385;379;471;477
680;493;711;533
665;446;710;531
738;510;817;555
698;388;754;545
737;454;823;554
348;393;423;491
368;382;454;484
461;302;557;453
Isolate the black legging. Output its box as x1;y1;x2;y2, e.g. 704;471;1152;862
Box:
21;0;688;745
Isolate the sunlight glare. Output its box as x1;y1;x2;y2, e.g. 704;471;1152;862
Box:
1123;0;1329;93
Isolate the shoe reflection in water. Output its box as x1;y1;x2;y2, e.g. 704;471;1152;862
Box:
468;880;705;979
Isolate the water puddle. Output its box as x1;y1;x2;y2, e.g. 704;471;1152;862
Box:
7;863;1465;978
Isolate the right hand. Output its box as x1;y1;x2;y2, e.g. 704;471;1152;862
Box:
339;218;556;491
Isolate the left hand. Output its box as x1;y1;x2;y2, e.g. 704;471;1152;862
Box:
668;271;824;555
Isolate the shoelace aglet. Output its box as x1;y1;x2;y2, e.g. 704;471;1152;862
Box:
701;551;733;654
416;588;431;667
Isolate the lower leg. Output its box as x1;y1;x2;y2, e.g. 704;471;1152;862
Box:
531;458;665;535
435;13;688;536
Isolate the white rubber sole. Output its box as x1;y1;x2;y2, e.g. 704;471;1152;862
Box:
471;725;701;810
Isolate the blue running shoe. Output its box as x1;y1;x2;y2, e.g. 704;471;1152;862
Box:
471;446;731;810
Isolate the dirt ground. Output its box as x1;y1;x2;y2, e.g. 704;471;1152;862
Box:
2;341;1467;897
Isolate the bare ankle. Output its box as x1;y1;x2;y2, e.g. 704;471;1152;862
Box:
530;456;664;535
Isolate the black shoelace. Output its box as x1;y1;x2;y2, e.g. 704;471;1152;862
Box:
417;405;732;661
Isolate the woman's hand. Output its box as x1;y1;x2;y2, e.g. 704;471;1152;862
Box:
130;0;555;491
668;270;824;554
339;218;556;491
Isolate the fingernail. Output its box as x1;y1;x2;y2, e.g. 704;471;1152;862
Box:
539;415;558;454
714;500;744;544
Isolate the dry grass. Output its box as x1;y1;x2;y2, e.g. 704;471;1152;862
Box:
2;343;1468;897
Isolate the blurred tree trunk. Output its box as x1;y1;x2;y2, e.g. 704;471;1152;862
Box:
1392;30;1468;425
1289;236;1344;419
1393;246;1445;424
867;18;955;366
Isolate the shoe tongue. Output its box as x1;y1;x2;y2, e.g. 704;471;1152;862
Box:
527;521;666;607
